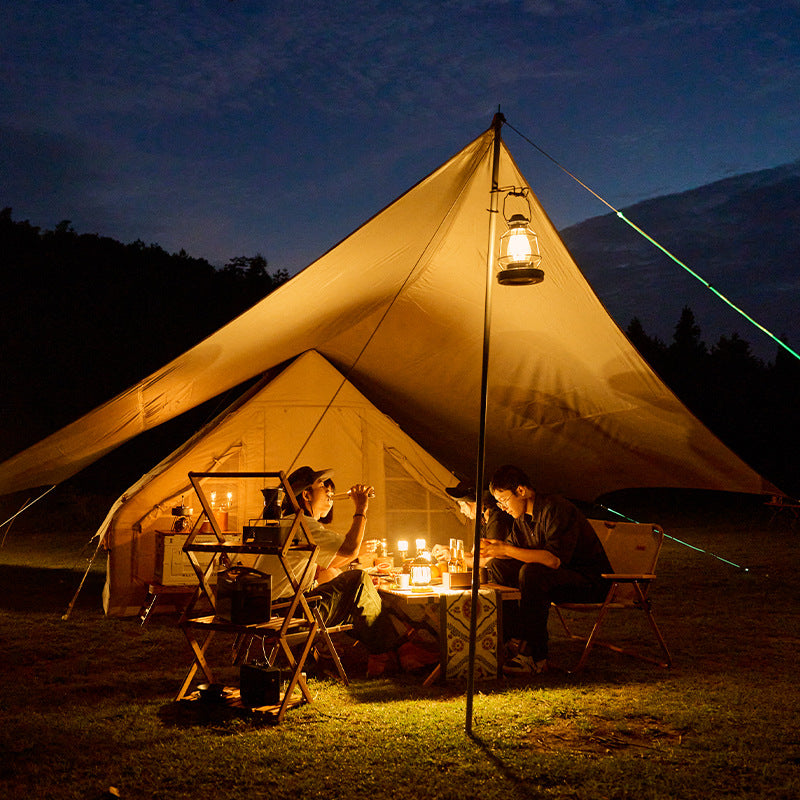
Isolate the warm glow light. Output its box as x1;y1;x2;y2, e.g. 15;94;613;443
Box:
497;198;544;286
506;227;533;262
410;558;432;587
398;540;408;554
415;538;426;554
210;491;216;507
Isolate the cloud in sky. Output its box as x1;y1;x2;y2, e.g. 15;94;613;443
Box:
1;0;798;273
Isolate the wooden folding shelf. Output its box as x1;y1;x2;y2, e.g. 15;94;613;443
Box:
174;470;321;723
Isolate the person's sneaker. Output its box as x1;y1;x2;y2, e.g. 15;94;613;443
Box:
397;639;440;672
502;653;548;676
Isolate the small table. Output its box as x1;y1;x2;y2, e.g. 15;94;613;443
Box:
175;470;324;723
378;582;517;685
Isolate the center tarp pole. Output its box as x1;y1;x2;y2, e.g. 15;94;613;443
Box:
466;111;504;735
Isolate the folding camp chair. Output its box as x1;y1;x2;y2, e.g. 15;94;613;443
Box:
552;519;672;672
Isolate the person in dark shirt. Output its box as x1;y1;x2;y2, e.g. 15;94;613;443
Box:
484;464;611;675
443;480;513;574
445;481;513;541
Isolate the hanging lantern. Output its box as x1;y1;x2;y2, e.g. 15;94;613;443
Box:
497;190;544;286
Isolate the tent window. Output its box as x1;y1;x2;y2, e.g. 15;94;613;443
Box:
383;450;466;548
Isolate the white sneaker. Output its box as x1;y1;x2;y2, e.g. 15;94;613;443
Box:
503;653;548;676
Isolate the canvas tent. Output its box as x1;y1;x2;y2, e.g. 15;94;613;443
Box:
97;350;467;616
0;121;777;578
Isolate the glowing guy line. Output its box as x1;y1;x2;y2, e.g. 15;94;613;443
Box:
506;121;800;363
600;503;748;571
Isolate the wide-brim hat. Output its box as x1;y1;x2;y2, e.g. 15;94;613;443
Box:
445;480;476;501
287;466;334;495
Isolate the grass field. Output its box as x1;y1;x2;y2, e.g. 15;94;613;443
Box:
1;493;799;799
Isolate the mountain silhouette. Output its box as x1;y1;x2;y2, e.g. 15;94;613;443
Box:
560;160;800;361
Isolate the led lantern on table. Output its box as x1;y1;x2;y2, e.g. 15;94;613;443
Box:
410;554;432;587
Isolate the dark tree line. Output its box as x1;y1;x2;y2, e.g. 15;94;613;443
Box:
627;307;800;496
0;208;288;461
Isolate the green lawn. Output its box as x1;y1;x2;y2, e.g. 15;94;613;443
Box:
1;497;799;799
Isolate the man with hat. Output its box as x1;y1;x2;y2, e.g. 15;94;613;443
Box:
271;465;400;673
445;480;477;520
445;479;513;546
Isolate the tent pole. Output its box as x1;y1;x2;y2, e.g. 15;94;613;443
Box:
466;111;504;736
0;484;56;532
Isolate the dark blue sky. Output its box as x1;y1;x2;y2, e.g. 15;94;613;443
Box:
2;0;798;283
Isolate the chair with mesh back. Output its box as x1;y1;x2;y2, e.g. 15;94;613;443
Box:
552;519;672;672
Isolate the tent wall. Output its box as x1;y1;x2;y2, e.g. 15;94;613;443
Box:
101;351;464;616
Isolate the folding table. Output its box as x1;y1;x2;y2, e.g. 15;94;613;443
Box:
378;582;515;684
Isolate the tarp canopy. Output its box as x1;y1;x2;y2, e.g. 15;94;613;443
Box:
0;121;776;506
99;350;468;616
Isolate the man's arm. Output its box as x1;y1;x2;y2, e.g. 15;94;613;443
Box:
327;484;371;570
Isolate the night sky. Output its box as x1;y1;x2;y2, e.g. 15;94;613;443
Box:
3;1;798;279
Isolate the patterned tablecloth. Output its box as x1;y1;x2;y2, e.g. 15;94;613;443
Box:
378;585;501;682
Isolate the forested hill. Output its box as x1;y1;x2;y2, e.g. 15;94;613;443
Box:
558;160;800;496
560;159;800;362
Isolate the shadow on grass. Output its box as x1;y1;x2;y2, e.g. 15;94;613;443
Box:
157;695;284;730
0;563;105;614
468;729;550;800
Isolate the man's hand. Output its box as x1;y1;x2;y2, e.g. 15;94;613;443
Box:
480;538;506;558
349;484;373;515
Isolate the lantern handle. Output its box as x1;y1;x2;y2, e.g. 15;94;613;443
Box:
500;187;533;227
